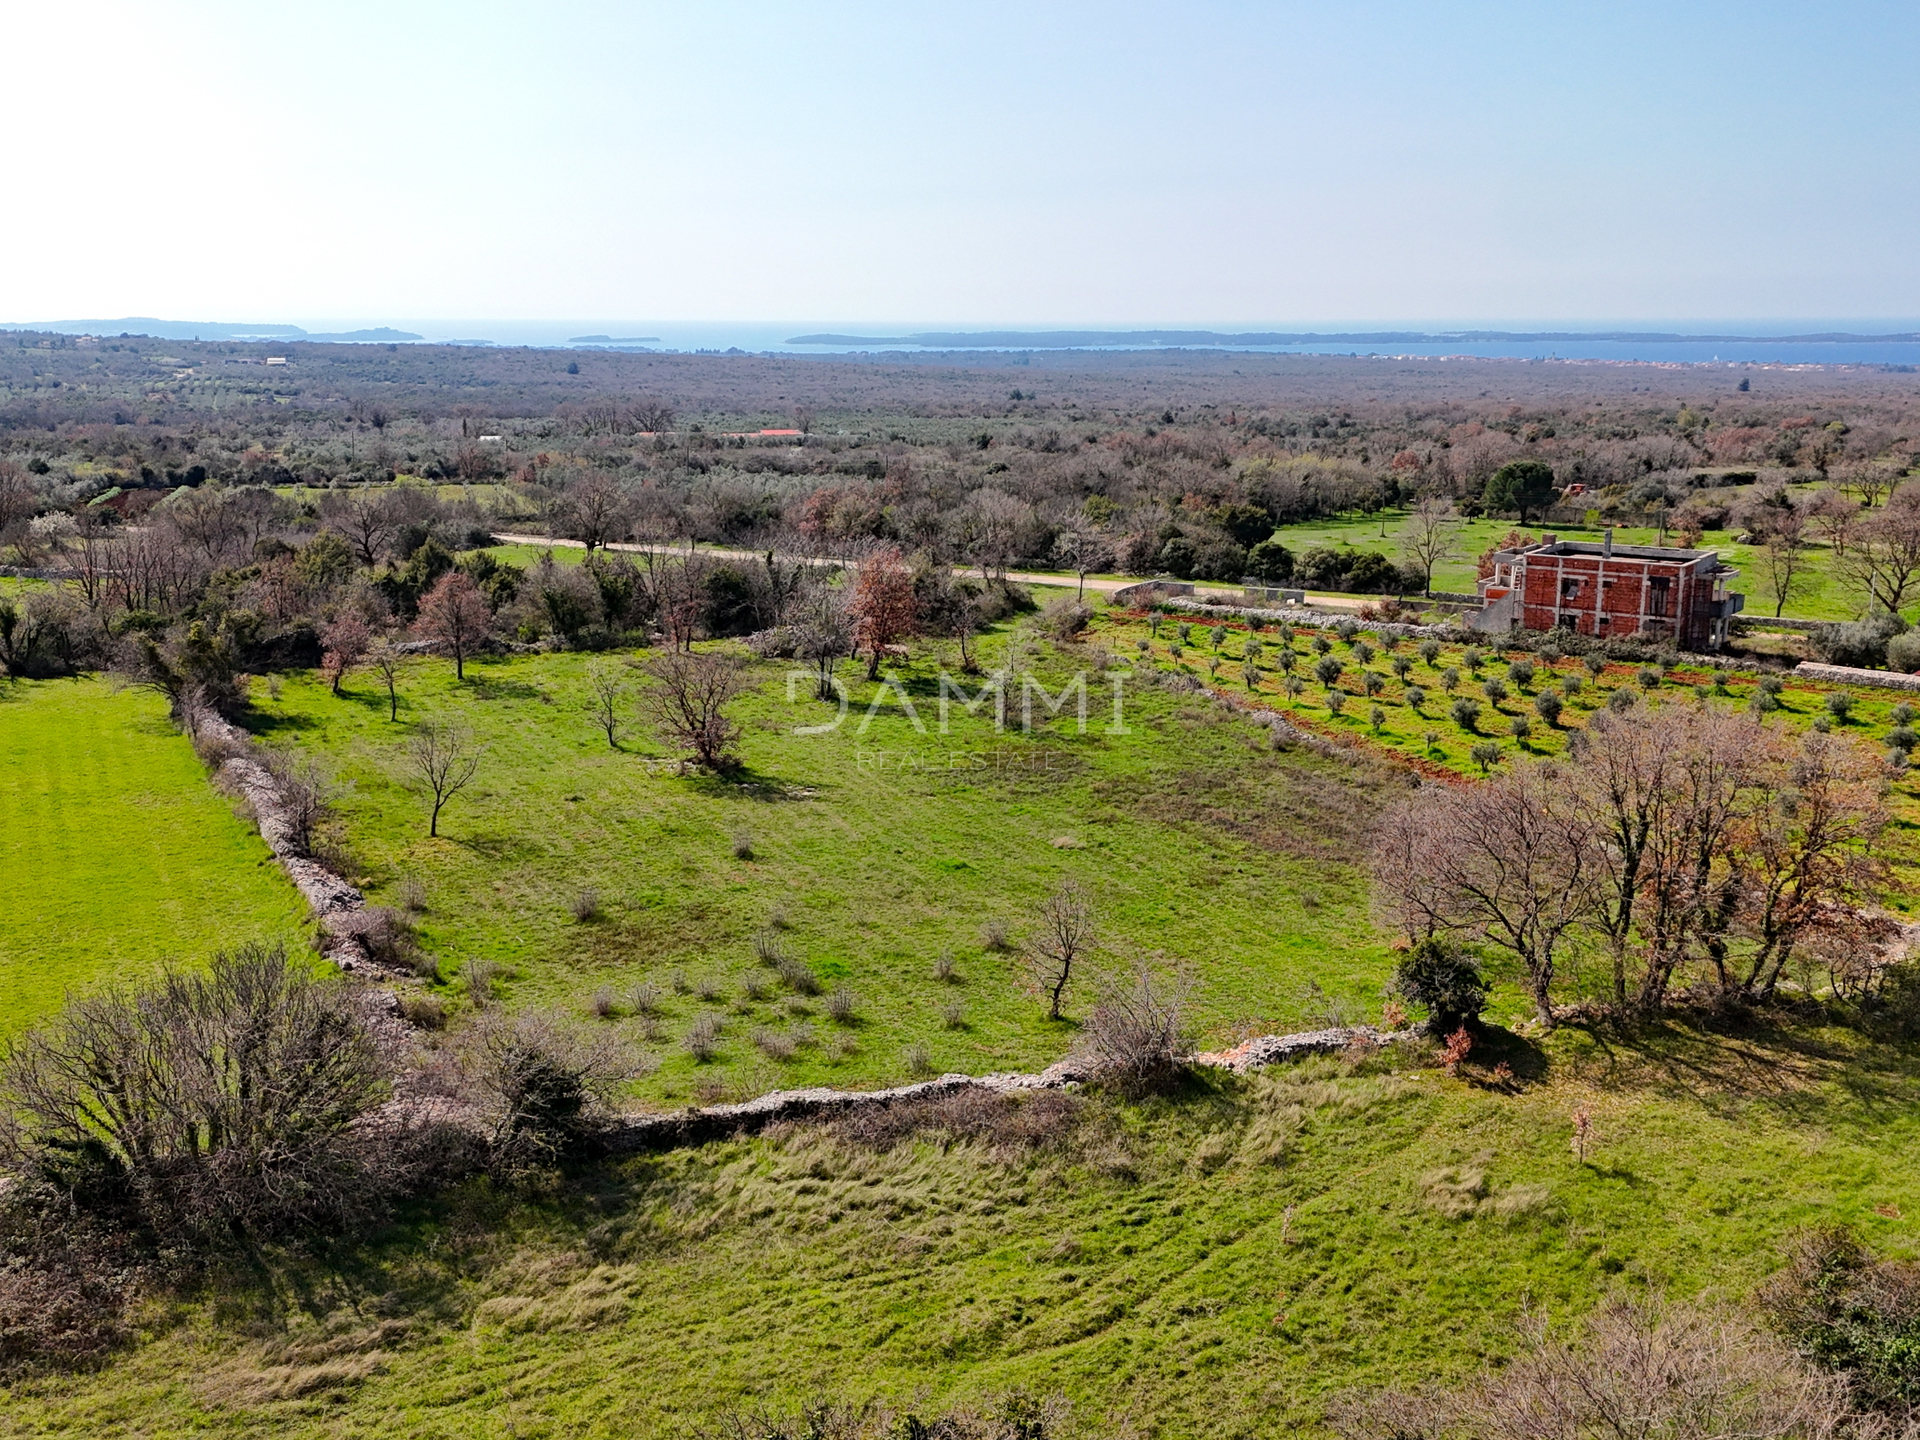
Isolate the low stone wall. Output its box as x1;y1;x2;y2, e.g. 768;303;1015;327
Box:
1793;661;1920;692
1110;579;1196;606
603;1027;1412;1151
184;703;374;970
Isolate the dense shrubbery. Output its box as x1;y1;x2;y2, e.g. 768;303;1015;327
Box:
1392;938;1487;1034
0;944;394;1243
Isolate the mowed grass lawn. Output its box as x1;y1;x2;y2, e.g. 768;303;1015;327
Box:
253;629;1403;1102
0;678;308;1034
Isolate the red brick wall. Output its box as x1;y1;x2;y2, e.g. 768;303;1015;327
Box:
1510;553;1714;647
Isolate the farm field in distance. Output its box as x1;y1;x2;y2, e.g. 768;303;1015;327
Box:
0;678;308;1035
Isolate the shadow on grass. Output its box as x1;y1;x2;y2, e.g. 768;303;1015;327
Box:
1558;1008;1920;1127
462;674;546;702
239;706;321;736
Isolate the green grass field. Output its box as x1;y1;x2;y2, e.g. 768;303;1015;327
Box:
7;1021;1918;1438
247;625;1400;1103
0;678;309;1034
9;615;1920;1438
1262;505;1867;621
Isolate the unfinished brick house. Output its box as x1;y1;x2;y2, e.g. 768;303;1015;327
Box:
1473;532;1744;651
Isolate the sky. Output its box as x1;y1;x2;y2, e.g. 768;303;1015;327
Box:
4;0;1918;327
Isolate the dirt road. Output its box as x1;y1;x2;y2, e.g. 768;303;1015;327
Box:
488;533;1371;611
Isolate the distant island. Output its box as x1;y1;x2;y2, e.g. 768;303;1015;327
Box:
568;334;662;344
0;318;423;343
788;327;1920;348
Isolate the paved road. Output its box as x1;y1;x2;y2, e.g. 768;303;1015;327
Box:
488;532;1373;612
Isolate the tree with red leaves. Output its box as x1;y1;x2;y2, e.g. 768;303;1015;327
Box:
319;611;371;695
413;571;491;680
851;546;917;679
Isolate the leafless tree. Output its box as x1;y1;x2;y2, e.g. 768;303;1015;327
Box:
955;487;1028;585
1027;879;1097;1020
1837;457;1903;510
556;473;631;551
631;397;675;434
1838;483;1920;616
261;748;335;857
366;635;407;721
585;661;628;748
1398;495;1461;596
1741;493;1811;618
1568;707;1760;1012
1806;486;1862;559
323;487;401;568
320;609;372;694
793;405;817;437
460;1009;647;1170
58;507;116;609
1051;521;1112;600
408;722;484;837
639;648;749;770
0;459;32;537
413;570;492;680
1721;730;1888;1003
1374;765;1595;1029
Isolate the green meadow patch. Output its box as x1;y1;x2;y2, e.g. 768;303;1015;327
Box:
0;678;308;1035
246;628;1403;1102
7;1024;1920;1438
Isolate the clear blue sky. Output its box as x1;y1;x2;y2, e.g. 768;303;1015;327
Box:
5;0;1916;325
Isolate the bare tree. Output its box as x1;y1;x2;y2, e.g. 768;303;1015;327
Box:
1027;879;1097;1020
408;722;484;837
1721;730;1888;1003
1051;522;1112;601
320;610;372;695
59;507;116;609
631;397;675;434
1374;765;1595;1029
1837;483;1920;616
1075;960;1191;1095
323;487;401;569
585;661;628;748
462;1009;646;1170
1806;486;1862;558
1741;494;1811;618
367;635;407;721
639;649;749;770
1569;707;1761;1012
1398;496;1461;597
556;473;631;551
1331;1299;1860;1440
1837;457;1903;510
792;581;853;700
851;546;918;679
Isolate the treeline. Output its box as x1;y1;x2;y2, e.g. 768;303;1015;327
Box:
4;341;1917;598
1375;703;1901;1028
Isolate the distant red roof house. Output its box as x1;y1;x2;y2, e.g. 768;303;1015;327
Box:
1474;532;1743;651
